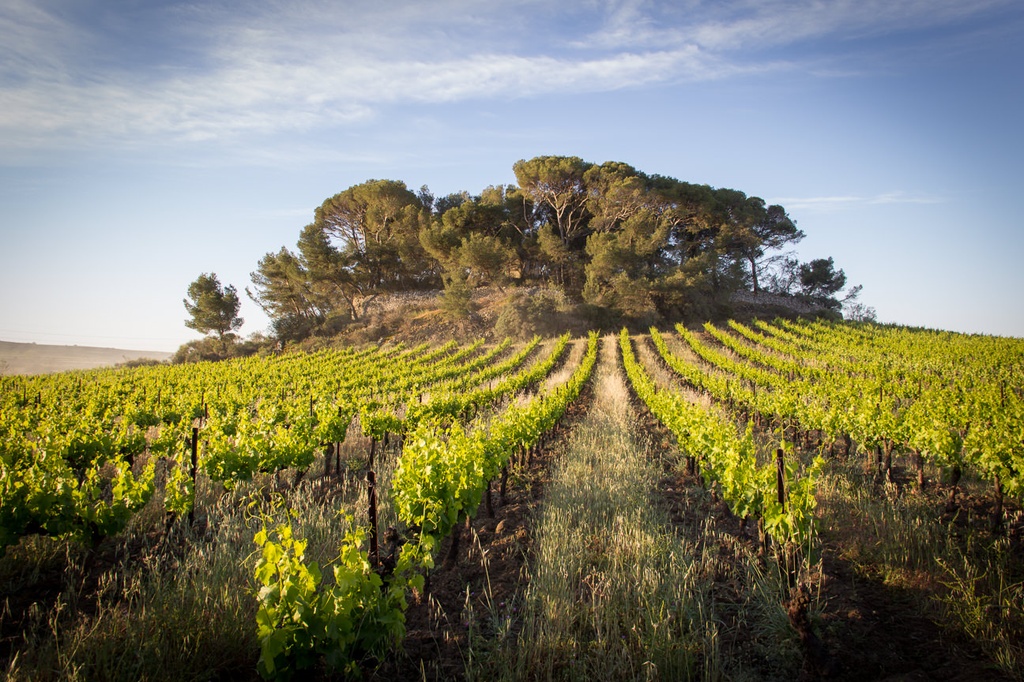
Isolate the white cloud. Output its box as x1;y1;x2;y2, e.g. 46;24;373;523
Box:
772;191;945;212
869;191;944;205
617;0;1014;52
0;41;746;151
0;0;1016;156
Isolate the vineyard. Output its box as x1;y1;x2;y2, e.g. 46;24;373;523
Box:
1;321;1022;680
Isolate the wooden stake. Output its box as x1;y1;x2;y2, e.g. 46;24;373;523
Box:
367;470;379;568
992;474;1004;533
188;426;199;527
776;448;786;510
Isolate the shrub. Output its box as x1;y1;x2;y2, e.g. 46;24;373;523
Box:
494;288;570;339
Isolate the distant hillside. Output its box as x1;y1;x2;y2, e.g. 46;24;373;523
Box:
0;341;173;375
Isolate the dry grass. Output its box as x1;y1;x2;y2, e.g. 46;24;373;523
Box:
468;337;805;681
815;458;1024;677
0;433;401;681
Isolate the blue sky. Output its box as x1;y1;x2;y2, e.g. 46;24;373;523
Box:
1;0;1022;351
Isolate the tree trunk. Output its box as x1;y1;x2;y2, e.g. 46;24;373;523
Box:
188;427;199;527
787;586;834;678
324;444;333;477
776;449;786;510
865;444;878;477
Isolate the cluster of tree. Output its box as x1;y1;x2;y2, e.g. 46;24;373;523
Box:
185;156;867;346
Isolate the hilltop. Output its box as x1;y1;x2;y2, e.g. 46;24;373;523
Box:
179;155;873;360
278;285;834;351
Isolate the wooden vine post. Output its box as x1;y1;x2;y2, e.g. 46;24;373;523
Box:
776;448;786;510
188;426;199;527
992;474;1004;533
334;406;344;476
367;470;379;568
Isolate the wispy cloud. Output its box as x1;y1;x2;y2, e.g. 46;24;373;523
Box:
0;0;1016;156
575;0;1012;52
772;191;946;212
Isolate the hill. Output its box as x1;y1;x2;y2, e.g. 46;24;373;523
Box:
0;340;172;375
278;286;833;351
238;155;865;348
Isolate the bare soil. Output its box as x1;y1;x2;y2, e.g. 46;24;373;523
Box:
368;383;595;681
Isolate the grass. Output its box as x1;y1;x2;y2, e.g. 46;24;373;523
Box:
0;435;401;681
467;337;805;681
815;455;1024;678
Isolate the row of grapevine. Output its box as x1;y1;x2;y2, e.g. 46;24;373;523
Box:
675;319;1023;524
192;338;516;488
1;337;535;553
252;332;599;678
402;333;571;432
619;329;821;548
357;335;554;442
2;341;448;551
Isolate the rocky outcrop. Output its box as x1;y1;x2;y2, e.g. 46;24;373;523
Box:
730;290;829;315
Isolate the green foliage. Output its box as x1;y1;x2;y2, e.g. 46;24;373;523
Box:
622;328;823;547
252;333;598;678
163;458;194;516
0;440;156;554
797;257;846;307
171;334;266;363
513;155;592;246
248;248;326;340
440;269;475;320
393;330;598;547
313;179;433;291
246;155;864;344
458;232;516;288
253;517;410;679
184;273;243;339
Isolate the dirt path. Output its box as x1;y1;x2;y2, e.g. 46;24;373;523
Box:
470;335;728;680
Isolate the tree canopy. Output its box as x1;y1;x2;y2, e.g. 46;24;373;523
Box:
247;156;855;340
184;273;243;339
